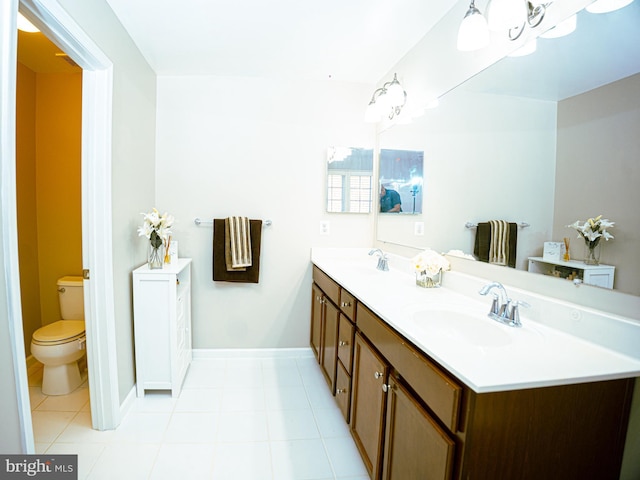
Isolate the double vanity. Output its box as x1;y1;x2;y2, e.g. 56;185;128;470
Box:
310;248;640;480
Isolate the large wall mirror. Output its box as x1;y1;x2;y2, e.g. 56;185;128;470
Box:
376;3;640;296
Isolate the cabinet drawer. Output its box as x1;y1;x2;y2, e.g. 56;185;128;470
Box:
335;360;351;423
338;314;355;374
339;289;356;320
357;303;461;432
313;266;340;306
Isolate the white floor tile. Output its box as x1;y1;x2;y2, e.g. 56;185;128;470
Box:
56;412;115;444
174;387;223;412
36;383;89;412
270;438;334;480
111;412;171;444
149;443;215;480
220;386;265;412
217;411;269;443
212;442;272;480
313;407;351;438
29;353;367;480
323;437;369;478
86;443;159;480
45;442;106;480
31;411;77;443
164;412;219;444
131;391;177;413
265;385;310;411
268;409;320;441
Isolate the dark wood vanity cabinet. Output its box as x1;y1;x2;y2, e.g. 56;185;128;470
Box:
311;266;357;397
310;264;635;480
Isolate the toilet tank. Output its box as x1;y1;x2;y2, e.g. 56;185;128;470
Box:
57;276;85;320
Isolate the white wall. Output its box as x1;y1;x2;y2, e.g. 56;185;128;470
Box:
56;0;158;403
156;76;375;348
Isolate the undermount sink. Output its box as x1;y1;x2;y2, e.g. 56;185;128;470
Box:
407;307;513;347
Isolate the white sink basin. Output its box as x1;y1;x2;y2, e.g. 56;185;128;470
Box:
406;307;513;347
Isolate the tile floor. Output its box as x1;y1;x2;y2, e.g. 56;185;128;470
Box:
28;353;369;480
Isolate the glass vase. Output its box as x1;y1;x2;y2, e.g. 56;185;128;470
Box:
416;270;442;288
148;243;165;269
583;242;601;265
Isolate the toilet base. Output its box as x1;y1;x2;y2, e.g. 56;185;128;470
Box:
41;361;83;395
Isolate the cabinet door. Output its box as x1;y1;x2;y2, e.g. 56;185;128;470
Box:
321;299;340;393
335;360;351;423
382;377;455;480
351;333;388;480
310;284;324;363
337;314;355;374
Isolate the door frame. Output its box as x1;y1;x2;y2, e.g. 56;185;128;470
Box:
2;0;120;447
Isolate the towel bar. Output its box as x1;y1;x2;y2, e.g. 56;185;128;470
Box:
465;221;529;229
194;218;272;227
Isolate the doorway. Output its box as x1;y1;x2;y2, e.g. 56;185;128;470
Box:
1;0;120;451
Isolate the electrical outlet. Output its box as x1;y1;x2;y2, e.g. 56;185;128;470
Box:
320;221;331;235
414;222;425;236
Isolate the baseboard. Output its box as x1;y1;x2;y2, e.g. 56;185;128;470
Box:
118;384;137;425
193;347;314;359
25;355;42;376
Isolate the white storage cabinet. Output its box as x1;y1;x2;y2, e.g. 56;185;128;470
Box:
527;256;615;289
133;258;192;397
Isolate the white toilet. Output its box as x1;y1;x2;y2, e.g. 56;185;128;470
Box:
31;276;86;395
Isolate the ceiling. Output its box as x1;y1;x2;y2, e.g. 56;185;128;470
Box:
103;0;458;83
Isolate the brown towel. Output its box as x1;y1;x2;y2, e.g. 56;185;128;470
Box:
473;222;517;268
213;219;262;283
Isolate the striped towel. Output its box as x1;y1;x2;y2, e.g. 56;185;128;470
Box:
225;216;252;271
489;220;509;266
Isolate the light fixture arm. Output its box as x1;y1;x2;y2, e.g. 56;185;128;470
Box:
509;1;549;40
366;73;407;121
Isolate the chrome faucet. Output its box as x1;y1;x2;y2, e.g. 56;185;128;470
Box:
479;281;528;327
368;249;389;271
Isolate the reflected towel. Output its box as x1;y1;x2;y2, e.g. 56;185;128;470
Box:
489;220;509;266
225;216;252;271
213;219;262;283
473;221;518;268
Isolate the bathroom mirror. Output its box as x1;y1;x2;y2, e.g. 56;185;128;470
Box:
376;3;640;296
326;146;373;213
379;148;424;214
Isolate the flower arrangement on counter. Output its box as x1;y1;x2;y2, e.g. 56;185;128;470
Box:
411;249;451;288
567;215;614;265
138;208;174;268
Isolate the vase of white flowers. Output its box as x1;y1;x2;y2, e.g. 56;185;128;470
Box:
567;215;614;266
411;249;450;288
138;208;174;269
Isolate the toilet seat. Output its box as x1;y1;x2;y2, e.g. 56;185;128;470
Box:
32;320;85;346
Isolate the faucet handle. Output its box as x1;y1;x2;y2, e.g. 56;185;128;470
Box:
508;300;529;327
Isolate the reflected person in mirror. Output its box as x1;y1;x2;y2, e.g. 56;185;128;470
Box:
380;184;402;212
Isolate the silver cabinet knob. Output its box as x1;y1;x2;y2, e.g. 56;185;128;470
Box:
374;371;383;379
338;341;348;347
337;388;347;395
341;301;351;307
382;383;392;393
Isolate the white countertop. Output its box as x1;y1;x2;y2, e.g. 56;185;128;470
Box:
311;248;640;393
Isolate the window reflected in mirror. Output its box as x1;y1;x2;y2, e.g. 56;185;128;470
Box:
326;146;373;213
379;149;424;214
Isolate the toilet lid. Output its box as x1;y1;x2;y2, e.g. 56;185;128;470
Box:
32;320;85;344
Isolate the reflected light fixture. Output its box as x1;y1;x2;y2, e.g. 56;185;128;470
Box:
17;12;40;32
457;0;490;51
488;0;528;31
586;0;633;13
365;73;407;123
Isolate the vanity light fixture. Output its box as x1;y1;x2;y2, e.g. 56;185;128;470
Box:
457;0;490;51
17;12;40;32
364;73;407;123
586;0;634;13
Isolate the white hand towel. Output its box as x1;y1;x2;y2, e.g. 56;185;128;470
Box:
228;216;252;269
489;220;509;266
